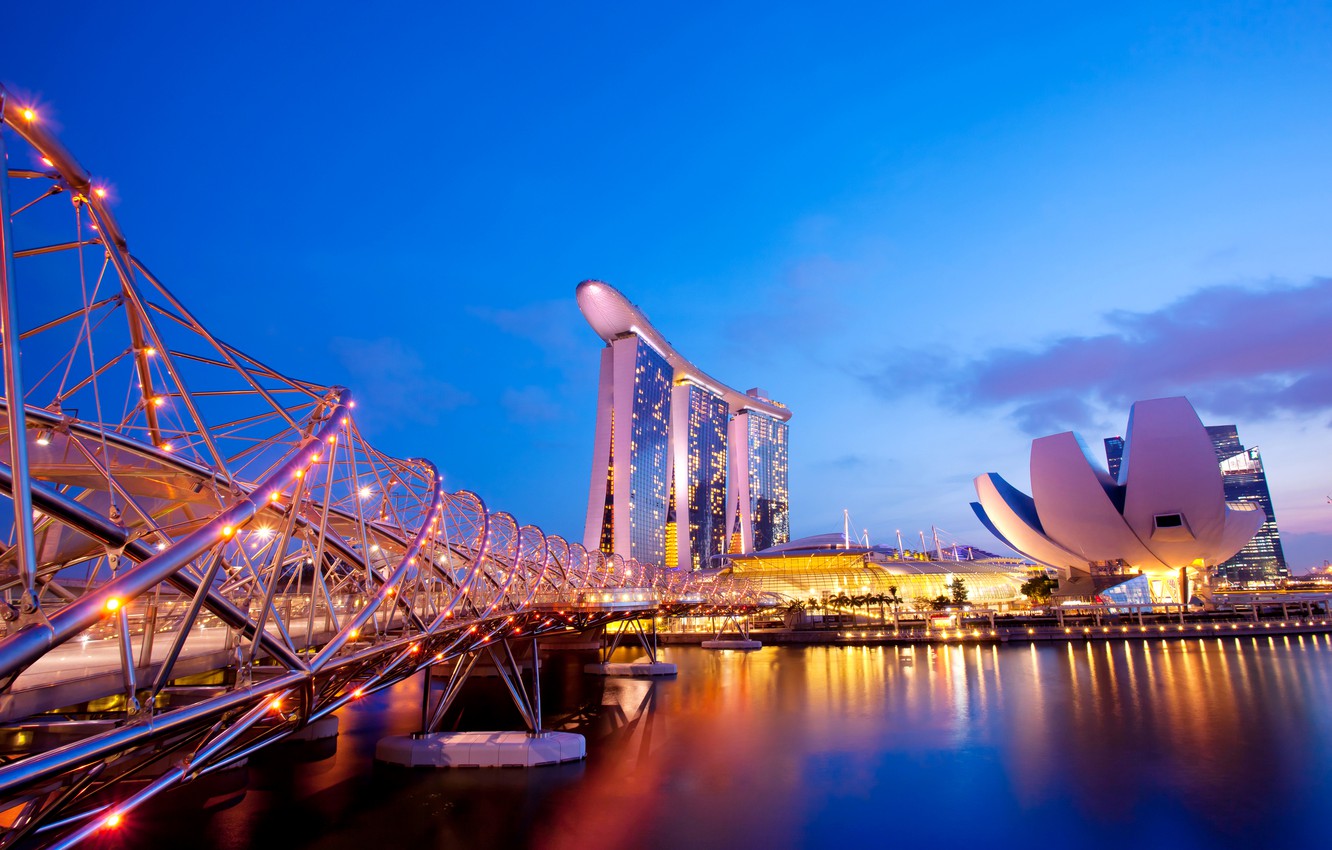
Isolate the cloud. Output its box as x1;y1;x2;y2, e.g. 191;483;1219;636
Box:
863;278;1332;433
329;336;472;431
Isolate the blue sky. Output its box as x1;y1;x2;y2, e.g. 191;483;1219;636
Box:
7;2;1332;566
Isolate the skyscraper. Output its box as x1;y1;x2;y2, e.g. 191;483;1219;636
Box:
584;334;672;567
1104;435;1125;481
671;381;729;570
728;394;790;553
578;281;792;569
1204;425;1288;583
1105;423;1287;583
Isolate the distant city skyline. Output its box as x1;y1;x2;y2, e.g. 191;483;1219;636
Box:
6;3;1331;568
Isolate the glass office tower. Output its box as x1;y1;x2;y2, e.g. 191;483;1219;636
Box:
1205;425;1288;583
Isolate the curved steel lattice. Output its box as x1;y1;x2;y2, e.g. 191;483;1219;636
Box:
0;86;774;848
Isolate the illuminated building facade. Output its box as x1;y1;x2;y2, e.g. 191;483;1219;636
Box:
728;397;790;554
672;382;729;570
584;334;672;567
1205;425;1288;583
578;280;792;568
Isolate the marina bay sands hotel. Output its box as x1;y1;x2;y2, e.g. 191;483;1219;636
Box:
577;280;792;570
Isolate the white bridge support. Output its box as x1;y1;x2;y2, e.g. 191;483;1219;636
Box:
585;617;677;677
376;637;585;768
702;610;762;651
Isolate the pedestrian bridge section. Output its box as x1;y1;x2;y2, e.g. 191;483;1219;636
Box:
0;87;771;849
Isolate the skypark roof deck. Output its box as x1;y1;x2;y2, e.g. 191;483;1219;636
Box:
576;280;791;421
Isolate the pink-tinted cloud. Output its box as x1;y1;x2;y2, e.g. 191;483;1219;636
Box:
865;278;1332;433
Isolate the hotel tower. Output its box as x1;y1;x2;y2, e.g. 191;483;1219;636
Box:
577;280;791;569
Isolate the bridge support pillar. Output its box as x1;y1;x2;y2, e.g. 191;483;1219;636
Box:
702;610;761;650
585;617;677;676
376;637;585;768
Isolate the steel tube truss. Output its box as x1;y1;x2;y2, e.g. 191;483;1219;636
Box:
0;85;775;847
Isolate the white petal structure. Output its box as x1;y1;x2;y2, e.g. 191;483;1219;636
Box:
972;397;1264;589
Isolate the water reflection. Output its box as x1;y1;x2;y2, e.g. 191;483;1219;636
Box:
109;638;1332;849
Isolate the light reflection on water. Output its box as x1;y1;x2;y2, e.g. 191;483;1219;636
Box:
115;637;1332;849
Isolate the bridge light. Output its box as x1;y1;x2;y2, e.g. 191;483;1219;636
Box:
160;441;173;452
349;628;360;639
104;813;122;829
21;108;35;122
222;525;235;538
40;156;53;167
105;597;122;613
270;697;282;712
352;688;364;698
295;470;303;479
269;491;280;502
152;396;165;407
93;187;107;199
145;347;157;357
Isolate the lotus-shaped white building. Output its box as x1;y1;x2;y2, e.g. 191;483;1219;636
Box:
971;397;1264;602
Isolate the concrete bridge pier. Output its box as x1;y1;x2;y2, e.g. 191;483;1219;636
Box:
702;611;762;650
376;637;584;768
585;617;676;677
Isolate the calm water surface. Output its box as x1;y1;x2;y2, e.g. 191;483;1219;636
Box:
108;635;1332;849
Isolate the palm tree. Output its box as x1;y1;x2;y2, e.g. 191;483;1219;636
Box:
851;594;869;625
886;585;902;632
868;592;887;624
831;592;851;625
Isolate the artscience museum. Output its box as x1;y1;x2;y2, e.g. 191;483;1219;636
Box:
972;397;1264;604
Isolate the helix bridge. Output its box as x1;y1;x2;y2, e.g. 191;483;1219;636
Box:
0;85;773;847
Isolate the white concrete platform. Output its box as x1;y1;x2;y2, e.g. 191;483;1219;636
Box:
584;658;677;677
701;639;762;650
375;730;585;768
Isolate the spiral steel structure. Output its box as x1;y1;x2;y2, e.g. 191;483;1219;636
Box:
0;86;772;847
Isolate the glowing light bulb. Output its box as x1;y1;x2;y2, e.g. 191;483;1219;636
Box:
104;813;122;829
40;157;52;167
144;347;157;357
105;597;121;613
222;525;234;538
21;108;35;122
93;187;107;199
